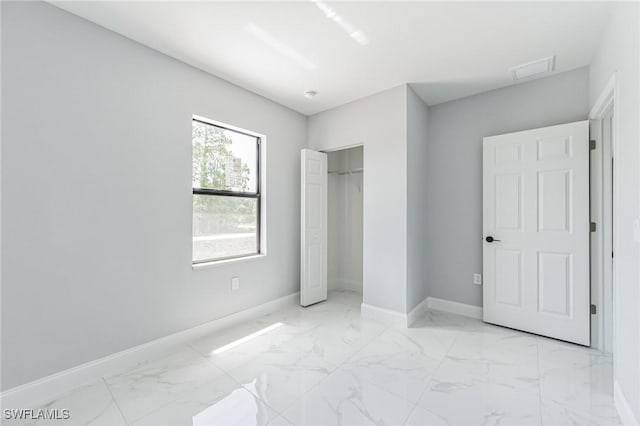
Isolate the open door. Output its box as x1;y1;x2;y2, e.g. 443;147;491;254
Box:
301;149;328;307
482;121;590;345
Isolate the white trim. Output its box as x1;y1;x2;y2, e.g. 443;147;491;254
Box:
588;72;617;353
407;297;429;326
361;303;406;325
329;279;362;293
0;292;299;409
191;114;265;139
614;380;639;426
589;74;616;119
427;297;483;319
340;279;362;293
192;254;267;270
589;117;605;351
320;143;364;154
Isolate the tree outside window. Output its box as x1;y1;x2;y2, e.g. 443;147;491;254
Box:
192;119;260;263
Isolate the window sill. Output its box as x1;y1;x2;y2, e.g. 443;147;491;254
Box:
192;254;267;270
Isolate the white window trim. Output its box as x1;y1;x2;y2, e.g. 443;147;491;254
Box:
192;254;267;270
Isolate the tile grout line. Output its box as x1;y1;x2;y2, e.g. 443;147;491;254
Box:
101;377;129;426
114;344;242;425
99;296;503;426
213;304;613;425
535;337;543;426
268;298;396;422
121;346;200;425
535;339;620;425
333;310;463;425
192;294;374;424
182;341;288;423
411;315;465;409
402;315;471;425
275;313;395;421
201;353;284;423
25;295;613;426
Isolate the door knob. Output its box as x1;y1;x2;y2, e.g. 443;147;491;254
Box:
485;236;501;243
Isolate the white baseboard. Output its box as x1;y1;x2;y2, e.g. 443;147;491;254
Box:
426;297;483;319
614;380;639;426
407;297;429;326
363;296;482;328
361;303;406;325
0;292;300;409
329;279;362;293
340;279;363;293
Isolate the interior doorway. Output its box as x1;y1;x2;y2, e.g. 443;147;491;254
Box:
327;146;364;301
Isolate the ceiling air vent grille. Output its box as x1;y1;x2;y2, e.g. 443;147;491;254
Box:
509;56;555;81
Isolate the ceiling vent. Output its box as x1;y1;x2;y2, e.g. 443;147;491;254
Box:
509;56;555;81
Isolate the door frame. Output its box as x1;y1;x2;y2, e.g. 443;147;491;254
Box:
589;72;618;353
300;144;365;307
320;143;364;154
318;143;365;295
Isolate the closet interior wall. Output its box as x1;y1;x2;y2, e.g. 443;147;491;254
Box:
327;146;364;294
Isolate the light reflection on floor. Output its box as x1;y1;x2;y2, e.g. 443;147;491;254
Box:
8;290;620;426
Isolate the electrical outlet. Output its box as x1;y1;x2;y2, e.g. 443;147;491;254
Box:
231;277;240;291
473;273;482;285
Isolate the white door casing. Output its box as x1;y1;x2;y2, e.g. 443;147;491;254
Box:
301;149;328;307
601;108;614;353
483;121;590;346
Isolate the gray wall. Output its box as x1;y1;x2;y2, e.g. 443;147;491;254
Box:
406;86;430;312
308;86;408;314
1;1;306;390
426;67;589;307
589;2;640;421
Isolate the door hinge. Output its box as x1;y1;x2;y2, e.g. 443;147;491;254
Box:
590;140;596;150
590;304;597;315
590;222;597;232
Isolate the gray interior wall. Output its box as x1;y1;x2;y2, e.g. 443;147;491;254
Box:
589;2;640;421
406;86;430;312
426;67;589;307
1;1;306;390
308;86;407;314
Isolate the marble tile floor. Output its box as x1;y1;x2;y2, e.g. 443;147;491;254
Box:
3;290;621;426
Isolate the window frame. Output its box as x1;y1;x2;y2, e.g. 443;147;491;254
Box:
191;117;262;265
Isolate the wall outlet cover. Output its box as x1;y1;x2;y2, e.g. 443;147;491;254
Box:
231;277;240;291
473;273;482;285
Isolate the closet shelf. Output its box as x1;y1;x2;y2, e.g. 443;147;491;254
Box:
328;168;364;175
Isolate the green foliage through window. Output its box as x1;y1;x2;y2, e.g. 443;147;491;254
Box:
192;119;260;262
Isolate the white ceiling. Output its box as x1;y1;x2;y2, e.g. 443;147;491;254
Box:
51;1;614;115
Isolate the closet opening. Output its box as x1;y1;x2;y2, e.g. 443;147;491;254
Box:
326;146;364;305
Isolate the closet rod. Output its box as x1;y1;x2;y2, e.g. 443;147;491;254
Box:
328;167;364;175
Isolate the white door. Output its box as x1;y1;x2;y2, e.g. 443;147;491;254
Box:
301;149;328;307
483;121;590;345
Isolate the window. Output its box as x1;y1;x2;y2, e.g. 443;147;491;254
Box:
192;118;261;264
